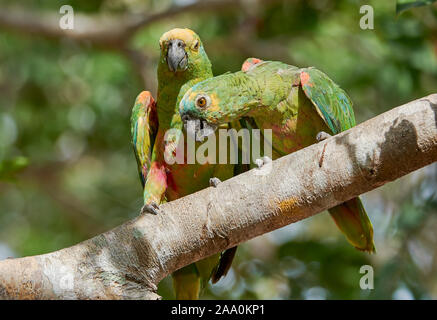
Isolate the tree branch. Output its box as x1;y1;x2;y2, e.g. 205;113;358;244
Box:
0;1;246;47
0;95;436;300
0;0;257;90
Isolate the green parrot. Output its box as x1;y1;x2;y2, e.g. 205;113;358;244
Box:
179;58;375;253
130;28;237;299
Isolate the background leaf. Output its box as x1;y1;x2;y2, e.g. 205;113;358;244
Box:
397;0;437;14
0;157;29;181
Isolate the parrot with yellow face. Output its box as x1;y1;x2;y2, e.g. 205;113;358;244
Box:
131;28;238;299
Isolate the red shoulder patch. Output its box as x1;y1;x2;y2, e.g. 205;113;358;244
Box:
137;91;156;106
241;58;263;72
300;72;313;87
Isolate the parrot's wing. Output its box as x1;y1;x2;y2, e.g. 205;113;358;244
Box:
299;69;375;253
131;91;158;187
299;68;356;134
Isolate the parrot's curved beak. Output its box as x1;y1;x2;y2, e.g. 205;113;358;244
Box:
167;39;188;73
180;112;217;142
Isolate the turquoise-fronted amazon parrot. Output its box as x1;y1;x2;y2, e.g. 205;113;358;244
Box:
179;59;375;253
130;28;238;299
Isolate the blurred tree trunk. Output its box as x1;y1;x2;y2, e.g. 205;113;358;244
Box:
0;94;436;300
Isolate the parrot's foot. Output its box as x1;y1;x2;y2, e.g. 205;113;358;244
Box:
255;156;272;168
209;177;222;187
317;132;332;168
140;202;160;215
316;131;332;142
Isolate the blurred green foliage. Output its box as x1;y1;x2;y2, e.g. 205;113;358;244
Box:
0;0;436;299
397;0;437;14
0;157;28;181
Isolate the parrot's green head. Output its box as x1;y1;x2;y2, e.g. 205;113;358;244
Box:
179;71;260;141
158;28;212;80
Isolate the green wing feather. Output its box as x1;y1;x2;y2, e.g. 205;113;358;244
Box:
299;68;375;253
300;68;355;135
131;91;158;187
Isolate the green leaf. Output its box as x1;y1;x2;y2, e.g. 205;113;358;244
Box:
0;157;29;181
396;0;437;14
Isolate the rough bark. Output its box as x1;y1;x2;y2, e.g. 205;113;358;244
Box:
0;94;436;300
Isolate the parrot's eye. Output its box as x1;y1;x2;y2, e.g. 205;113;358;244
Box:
195;94;211;109
196;97;207;108
193;40;199;51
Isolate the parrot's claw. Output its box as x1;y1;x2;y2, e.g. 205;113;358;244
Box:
209;177;222;187
255;156;272;168
140;202;160;215
316;131;332;142
317;132;331;167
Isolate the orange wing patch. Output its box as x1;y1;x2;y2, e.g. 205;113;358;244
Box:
241;57;263;72
137;91;155;106
300;71;313;87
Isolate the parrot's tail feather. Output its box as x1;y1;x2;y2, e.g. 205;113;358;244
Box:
172;264;201;300
212;246;238;284
328;197;376;253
